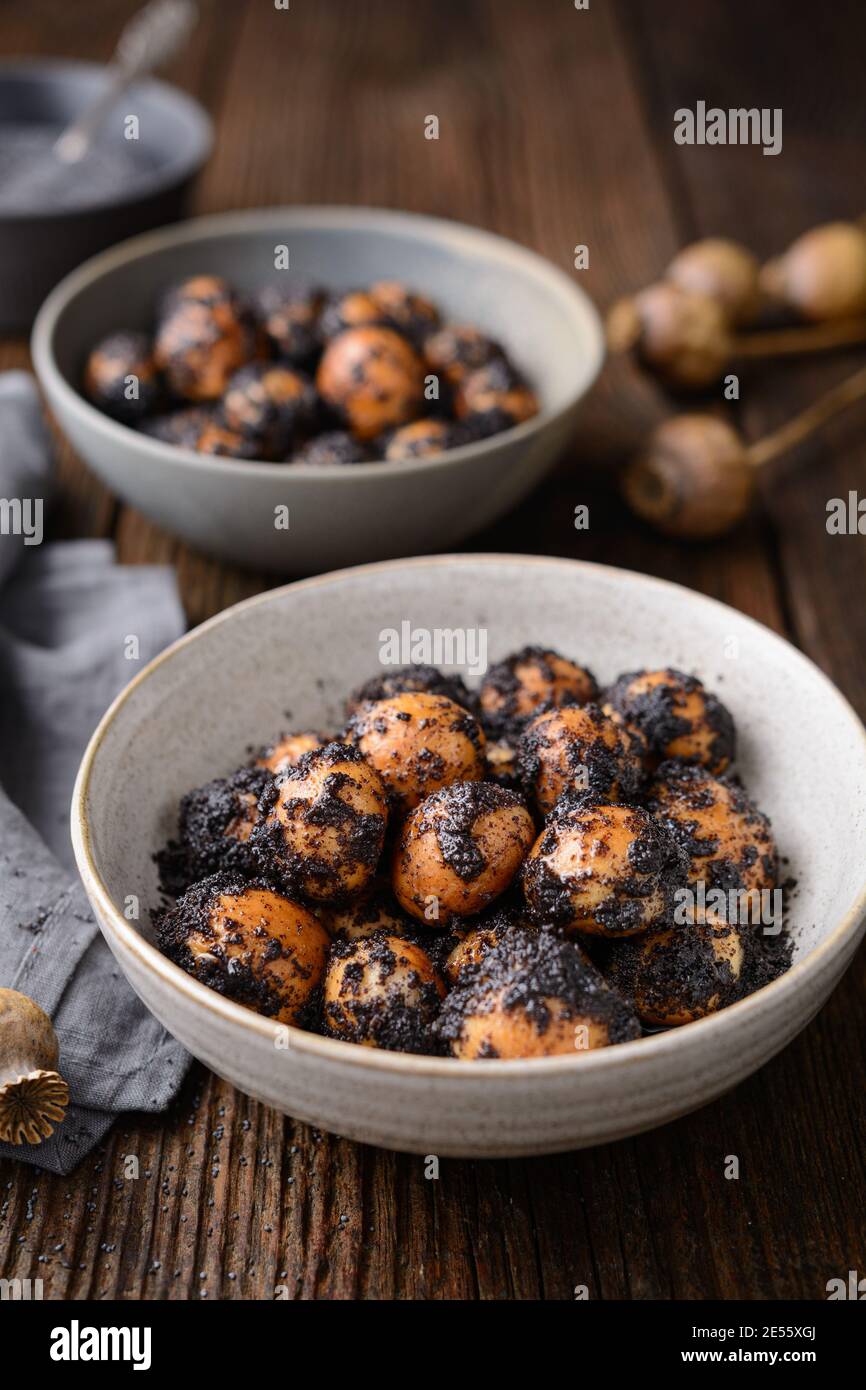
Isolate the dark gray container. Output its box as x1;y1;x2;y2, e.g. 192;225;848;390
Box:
0;60;212;332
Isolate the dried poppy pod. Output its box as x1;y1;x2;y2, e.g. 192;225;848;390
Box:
435;927;641;1059
479;645;597;737
623;361;866;538
522;802;688;937
0;989;69;1145
606;918;746;1026
323;933;445;1051
347;691;486;812
606;281;733;389
252;742;388;903
760;221;866;321
666;237;761;326
155;874;330;1025
393;781;535;925
316;326;426;440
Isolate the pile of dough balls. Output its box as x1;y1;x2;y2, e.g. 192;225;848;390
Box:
154;651;788;1059
83;275;539;464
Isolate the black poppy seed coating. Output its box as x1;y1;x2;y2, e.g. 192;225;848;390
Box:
415;781;531;883
480;645;598;739
254;280;325;364
522;802;689;935
154;870;324;1027
606;668;736;768
346;664;473;716
222;362;318;458
251;742;387;903
434;925;641;1053
155;765;273;897
649;759;777;892
83;330;161;423
518;702;645;808
294;431;371;466
323;933;444;1053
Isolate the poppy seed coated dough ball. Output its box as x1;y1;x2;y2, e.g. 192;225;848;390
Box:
393;781;535;925
518;703;644;815
435;928;641;1059
346;665;473;718
316;326;426;440
156;765;272;896
649;760;777;899
83;330;160;424
606;919;745;1026
369;281;440;344
325;881;414;941
522;802;688;937
479;646;598;733
323;934;445;1051
223;362;316;458
252;743;388;903
254;280;325;363
423;324;503;388
155;875;330;1025
605;668;736;773
384;418;457;461
255;731;327;776
154;278;260;401
348;692;486;811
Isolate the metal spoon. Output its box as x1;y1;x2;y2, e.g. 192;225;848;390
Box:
53;0;198;166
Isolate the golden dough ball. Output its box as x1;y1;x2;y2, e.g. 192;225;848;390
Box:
83;329;160;424
346;664;472;717
255;731;327;775
384;417;457;461
369;281;441;343
155;875;330;1025
348;691;486;812
453;358;539;428
443;907;520;984
607;919;745;1027
316;326;425;440
435;928;641;1058
323;933;445;1051
479;646;597;732
154;283;261;401
604;668;735;773
325;881;414;941
392;781;535;925
252;742;388;903
517;703;644;815
666;238;761;325
649;760;777;904
522;802;688;937
422;324;502;388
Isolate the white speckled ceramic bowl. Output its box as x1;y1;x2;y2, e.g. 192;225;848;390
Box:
33;207;604;573
72;556;866;1157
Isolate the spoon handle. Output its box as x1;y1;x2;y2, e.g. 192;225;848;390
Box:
54;0;198;165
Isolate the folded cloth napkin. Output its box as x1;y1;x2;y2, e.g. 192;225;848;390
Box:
0;372;190;1173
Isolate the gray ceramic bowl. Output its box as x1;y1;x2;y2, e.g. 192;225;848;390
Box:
33;207;604;573
0;61;211;331
71;555;866;1157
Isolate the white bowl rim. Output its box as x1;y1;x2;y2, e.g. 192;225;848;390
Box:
32;204;605;480
71;552;866;1079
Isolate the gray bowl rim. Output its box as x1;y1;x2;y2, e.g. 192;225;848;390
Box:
71;552;866;1079
32;204;605;479
0;57;213;221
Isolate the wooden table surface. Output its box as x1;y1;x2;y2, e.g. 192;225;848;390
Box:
1;0;865;1301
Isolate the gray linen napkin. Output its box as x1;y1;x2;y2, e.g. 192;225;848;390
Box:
0;373;190;1173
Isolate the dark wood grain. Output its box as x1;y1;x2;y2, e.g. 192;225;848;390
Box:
1;0;864;1300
